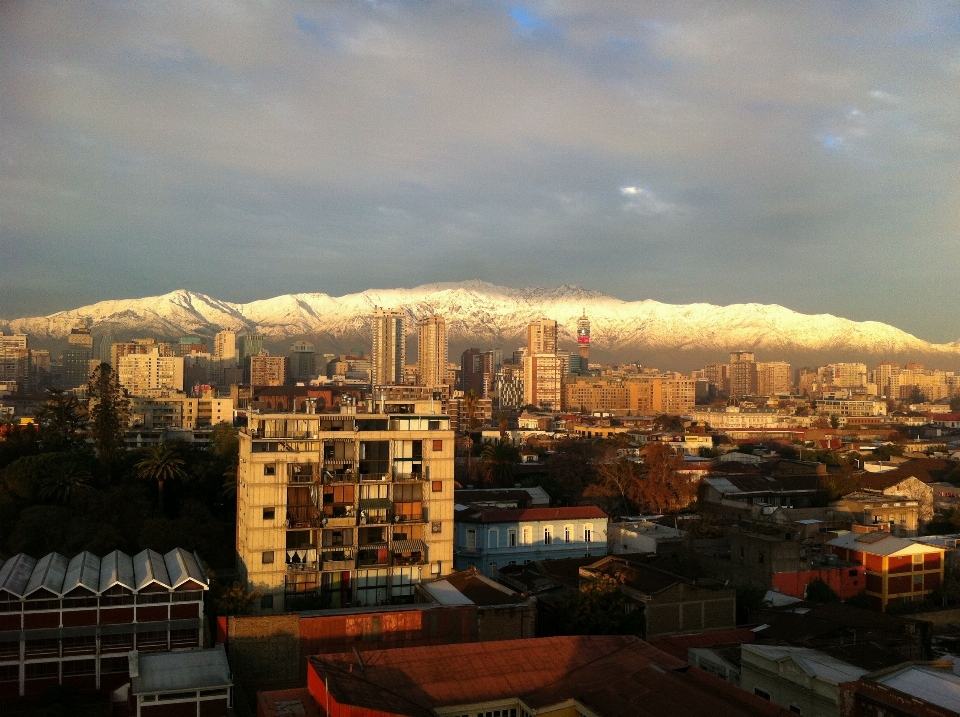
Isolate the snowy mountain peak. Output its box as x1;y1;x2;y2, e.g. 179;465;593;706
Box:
2;282;958;362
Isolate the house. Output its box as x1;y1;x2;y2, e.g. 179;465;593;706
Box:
740;644;867;717
609;519;686;555
839;657;960;717
700;474;823;517
454;506;608;578
825;531;947;611
0;548;208;700
257;635;796;717
454;486;550;509
113;645;232;717
829;491;922;537
578;556;737;638
856;471;935;527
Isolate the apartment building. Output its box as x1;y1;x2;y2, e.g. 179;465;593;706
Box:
416;315;447;389
564;379;629;413
236;403;454;613
129;395;234;431
729;351;757;398
522;353;563;410
62;323;94;390
370;308;406;386
249;351;288;388
0;548;207;700
815;398;887;417
626;373;696;415
756;361;792;396
117;348;184;396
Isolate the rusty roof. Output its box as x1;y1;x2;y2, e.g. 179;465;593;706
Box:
307;636;792;717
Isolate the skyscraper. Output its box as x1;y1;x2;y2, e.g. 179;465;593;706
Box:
289;341;317;383
523;319;562;410
371;308;406;386
526;319;557;355
729;351;758;399
577;311;590;363
62;322;94;389
214;330;238;363
416;315;447;389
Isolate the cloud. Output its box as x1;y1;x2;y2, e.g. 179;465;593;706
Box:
619;186;680;217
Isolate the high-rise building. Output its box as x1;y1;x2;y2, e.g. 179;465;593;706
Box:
527;319;557;355
250;351;289;388
214;330;238;362
177;336;208;357
756;361;792;396
416;315;447;389
62;322;94;389
289;341;317;383
729;351;757;399
625;373;696;415
235;403;454;613
820;363;868;389
371;308;406;386
111;338;172;369
117;348;184;396
460;348;486;396
238;333;264;362
577;311;590;363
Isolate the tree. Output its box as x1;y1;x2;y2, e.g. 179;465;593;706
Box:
805;578;841;603
34;389;87;452
584;457;640;517
631;443;695;514
552;579;644;637
86;363;130;469
136;443;187;514
209;422;239;461
477;439;520;487
38;459;93;505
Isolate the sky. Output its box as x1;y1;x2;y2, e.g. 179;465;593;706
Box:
2;1;959;343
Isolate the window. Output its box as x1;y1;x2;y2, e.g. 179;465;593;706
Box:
466;529;477;549
262;551;275;564
913;574;923;589
584;524;593;543
432;480;443;493
522;527;532;545
848;569;858;577
789;705;802;715
913;554;924;565
508;529;517;547
263;507;275;521
544;527;553;545
62;659;96;676
564;526;572;544
263;465;276;476
754;688;770;701
489;529;499;548
758;552;765;565
260;595;274;609
432;521;442;534
433;440;443;451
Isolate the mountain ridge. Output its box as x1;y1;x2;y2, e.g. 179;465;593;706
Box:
2;282;959;361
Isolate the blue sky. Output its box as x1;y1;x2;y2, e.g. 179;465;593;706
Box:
1;1;959;342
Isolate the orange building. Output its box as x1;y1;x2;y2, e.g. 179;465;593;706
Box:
825;531;946;611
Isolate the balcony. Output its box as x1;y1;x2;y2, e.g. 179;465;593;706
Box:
392;472;427;483
359;473;390;482
356;546;390;568
322;471;355;484
286;549;319;572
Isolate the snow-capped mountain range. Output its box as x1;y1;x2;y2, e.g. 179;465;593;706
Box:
3;281;959;361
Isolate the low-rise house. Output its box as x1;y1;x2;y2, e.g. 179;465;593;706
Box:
609;519;685;555
856;471;935;528
829;491;921;537
741;644;867;717
113;645;232;717
700;474;823;517
825;531;947;611
839;657;960;717
578;556;737;638
454;506;608;578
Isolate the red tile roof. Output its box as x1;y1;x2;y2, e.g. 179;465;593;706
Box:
306;635;793;717
650;628;758;660
457;506;608;523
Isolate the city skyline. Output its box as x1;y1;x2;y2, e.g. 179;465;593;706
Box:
3;2;959;342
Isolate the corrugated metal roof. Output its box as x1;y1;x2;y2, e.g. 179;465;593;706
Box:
422;580;475;606
24;553;69;597
63;551;101;595
0;554;37;597
134;549;171;590
827;532;945;557
100;550;136;592
163;548;206;589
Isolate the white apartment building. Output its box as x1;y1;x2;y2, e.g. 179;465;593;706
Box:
117;348;184;396
236;402;454;613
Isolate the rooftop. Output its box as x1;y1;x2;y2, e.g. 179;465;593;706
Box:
827;531;944;557
743;644;868;685
868;657;960;712
306;636;793;717
131;645;231;695
455;506;608;524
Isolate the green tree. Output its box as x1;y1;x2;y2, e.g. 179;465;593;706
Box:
209;422;239;461
34;388;87;452
86;363;130;470
552;579;645;637
136;443;187;514
38;459;93;505
211;583;261;616
477;439;520;487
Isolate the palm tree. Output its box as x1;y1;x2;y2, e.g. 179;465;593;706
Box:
478;440;520;487
136;443;187;514
38;460;93;504
34;388;87;451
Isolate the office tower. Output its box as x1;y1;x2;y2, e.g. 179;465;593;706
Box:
30;349;51;393
250;351;289;388
62;322;94;389
460;348;485;395
97;332;114;364
288;341;317;383
728;351;757;399
371;308;406;386
526;319;557;355
416;315;447;389
118;348;185;395
235;405;454;613
238;333;264;362
577;311;590;363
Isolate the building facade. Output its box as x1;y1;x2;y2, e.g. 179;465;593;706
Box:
0;548;207;700
117;349;185;396
371;308;406;386
236;405;455;613
416;315;447;389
